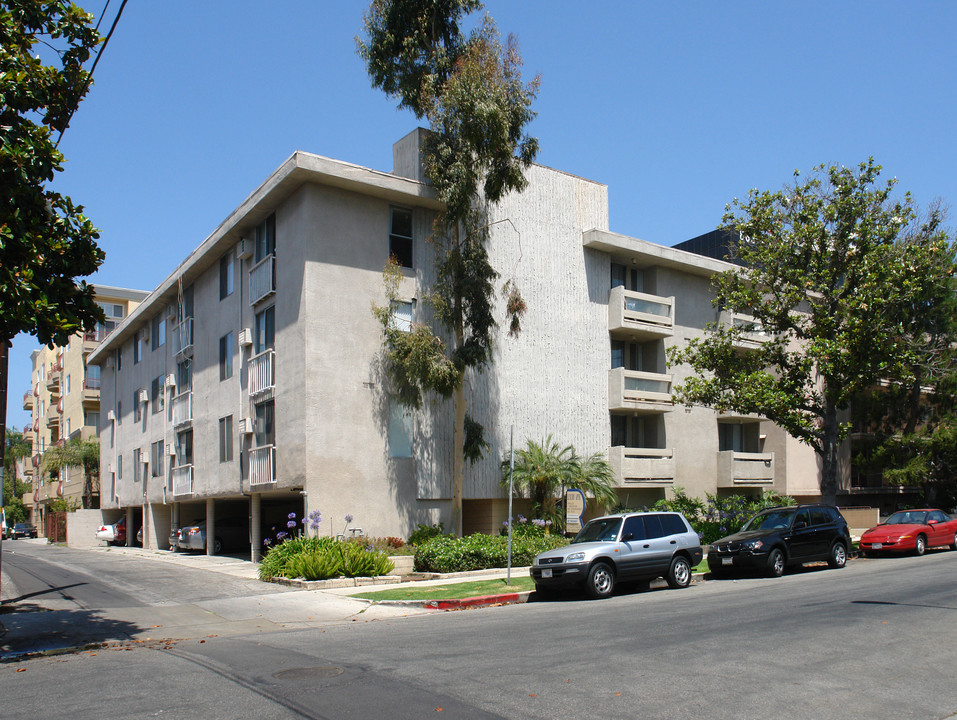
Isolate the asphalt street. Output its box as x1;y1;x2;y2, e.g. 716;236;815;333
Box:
1;541;956;719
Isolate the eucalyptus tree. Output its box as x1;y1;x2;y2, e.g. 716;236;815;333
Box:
670;160;955;504
360;0;539;534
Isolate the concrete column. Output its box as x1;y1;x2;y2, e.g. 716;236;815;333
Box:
250;493;262;563
125;506;134;547
142;502;150;548
206;498;215;556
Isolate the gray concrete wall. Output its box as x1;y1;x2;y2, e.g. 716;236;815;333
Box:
66;509;106;548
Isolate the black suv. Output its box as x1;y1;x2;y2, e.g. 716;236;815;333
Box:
708;505;850;578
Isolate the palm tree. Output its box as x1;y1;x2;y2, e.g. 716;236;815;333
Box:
42;437;100;509
502;436;618;530
4;429;31;483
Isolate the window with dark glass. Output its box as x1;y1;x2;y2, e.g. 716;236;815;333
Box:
254;399;275;447
176;359;192;393
176;429;193;465
389;207;413;268
220;252;234;299
254;306;275;354
622;515;646;541
219;332;234;380
151;314;166;350
219;416;233;462
151;376;164;413
151;440;164;477
255;214;276;263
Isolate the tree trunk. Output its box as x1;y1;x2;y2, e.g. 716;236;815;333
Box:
820;397;840;506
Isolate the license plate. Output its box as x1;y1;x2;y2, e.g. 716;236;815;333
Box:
542;569;553;578
722;557;733;566
872;543;882;550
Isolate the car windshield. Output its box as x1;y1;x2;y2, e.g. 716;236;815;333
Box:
572;518;622;544
884;511;928;525
742;509;797;532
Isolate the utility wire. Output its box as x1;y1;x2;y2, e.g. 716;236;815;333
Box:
54;0;128;148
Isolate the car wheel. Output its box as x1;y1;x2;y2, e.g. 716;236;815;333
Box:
950;532;957;551
914;534;926;556
213;537;223;554
585;562;615;599
667;555;692;589
827;542;847;569
767;548;785;578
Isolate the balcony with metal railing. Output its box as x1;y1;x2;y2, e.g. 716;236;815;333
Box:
608;286;674;340
249;445;276;487
82;377;101;407
607;446;676;487
248;349;275;396
172;464;193;496
608;367;673;412
171;391;192;428
249;254;275;305
716;451;775;488
23;391;34;411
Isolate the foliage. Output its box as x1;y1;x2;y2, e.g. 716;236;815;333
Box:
258;535;395;581
0;0;106;347
669;160;955;504
360;0;539;535
414;532;567;573
41;436;100;508
4;497;26;524
408;521;447;546
501;436;618;531
4;429;31;479
500;514;551;539
47;496;77;513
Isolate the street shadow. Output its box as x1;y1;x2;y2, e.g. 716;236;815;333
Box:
0;582;87;607
0;605;144;660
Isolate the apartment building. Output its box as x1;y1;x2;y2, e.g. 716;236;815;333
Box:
88;129;826;559
21;286;149;532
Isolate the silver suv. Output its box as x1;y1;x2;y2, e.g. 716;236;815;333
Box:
531;512;703;599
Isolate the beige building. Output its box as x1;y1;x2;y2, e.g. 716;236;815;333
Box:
88;130;838;560
22;286;148;532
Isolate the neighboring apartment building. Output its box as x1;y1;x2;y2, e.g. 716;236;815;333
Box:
22;286;149;532
88;129;826;560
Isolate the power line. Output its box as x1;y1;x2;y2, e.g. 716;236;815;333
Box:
54;0;129;148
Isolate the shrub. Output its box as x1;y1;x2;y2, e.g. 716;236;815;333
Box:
409;522;446;546
259;536;337;580
259;536;395;581
414;532;568;573
499;515;552;539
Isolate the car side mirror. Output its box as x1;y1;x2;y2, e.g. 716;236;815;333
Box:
928;520;938;526
621;533;634;542
794;520;807;530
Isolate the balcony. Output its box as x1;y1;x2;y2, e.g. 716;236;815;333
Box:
716;451;775;488
249;445;276;487
719;311;772;350
172;317;193;357
172;464;193;496
608;446;676;487
45;413;60;429
248;349;275;396
46;369;61;395
608;367;673;412
23;392;33;411
249;254;276;305
171;391;192;428
608;286;674;340
82;327;111;353
82;377;101;407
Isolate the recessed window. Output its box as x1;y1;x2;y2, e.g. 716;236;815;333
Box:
389;207;413;268
176;359;192;393
254;399;275;448
151;440;165;477
151;315;166;350
388;402;414;458
254;306;275;354
219;332;234;380
391;300;415;332
134;448;144;482
134;329;145;364
117;454;123;480
255;214;276;263
176;429;193;466
220;252;235;299
219;416;233;463
151;376;165;414
134;391;143;423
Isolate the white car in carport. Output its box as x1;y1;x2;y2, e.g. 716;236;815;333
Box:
177;516;249;553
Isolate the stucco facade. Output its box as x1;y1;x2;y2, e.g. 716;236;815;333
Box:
88;130;830;559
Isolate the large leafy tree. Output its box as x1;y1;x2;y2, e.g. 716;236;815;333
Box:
501;436;617;532
41;436;99;509
359;0;539;535
670;160;955;505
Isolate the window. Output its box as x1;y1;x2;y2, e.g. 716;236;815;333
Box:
134;329;145;363
65;374;71;394
219;416;233;462
254;214;276;263
134;391;142;423
388;402;413;458
151;440;165;477
116;347;123;371
176;429;193;466
254;306;275;354
117;454;123;480
611;263;643;292
391;300;415;332
86;364;101;388
220;252;234;299
622;515;646;541
254;399;275;447
65;418;71;436
219;332;234;380
151;314;166;350
117;400;122;426
389;207;413;268
151;377;165;413
84;411;99;428
134;448;143;482
176;359;192;393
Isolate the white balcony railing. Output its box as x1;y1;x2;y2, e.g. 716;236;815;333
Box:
719;311;771;349
717;451;774;487
248;349;275;396
172;464;193;496
608;367;673;412
249;255;275;305
608;446;676;487
172;317;193;356
249;445;276;487
608;286;674;339
171;391;192;428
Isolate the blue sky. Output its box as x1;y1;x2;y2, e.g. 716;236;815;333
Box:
6;1;957;429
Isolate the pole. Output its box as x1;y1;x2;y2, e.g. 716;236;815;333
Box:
506;424;514;585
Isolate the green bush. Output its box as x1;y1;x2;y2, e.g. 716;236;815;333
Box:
414;532;568;573
409;522;446;546
259;536;395;581
259;536;337;580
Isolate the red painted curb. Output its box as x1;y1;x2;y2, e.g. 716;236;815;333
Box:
425;592;526;610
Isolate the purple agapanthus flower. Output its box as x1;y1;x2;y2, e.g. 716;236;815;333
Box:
345;514;354;523
307;510;322;531
287;520;297;529
276;531;288;541
288;512;297;520
263;537;272;547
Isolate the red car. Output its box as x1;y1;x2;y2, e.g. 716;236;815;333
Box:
859;508;957;556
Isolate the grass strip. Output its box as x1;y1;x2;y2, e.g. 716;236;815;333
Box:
351;576;536;601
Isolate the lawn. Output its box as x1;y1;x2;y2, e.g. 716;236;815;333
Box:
351;576;536;601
